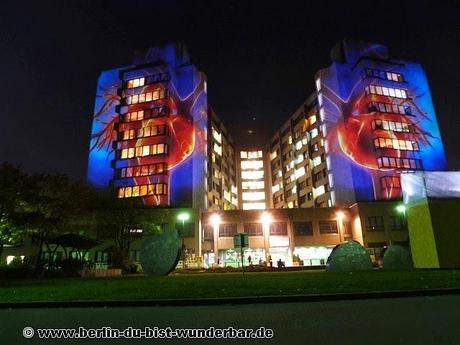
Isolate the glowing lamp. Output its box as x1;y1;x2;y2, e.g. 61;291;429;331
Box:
336;211;345;221
396;205;406;214
260;212;272;225
177;213;190;222
210;214;221;226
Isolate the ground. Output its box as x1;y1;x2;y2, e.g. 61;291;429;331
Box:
1;269;460;302
1;295;460;344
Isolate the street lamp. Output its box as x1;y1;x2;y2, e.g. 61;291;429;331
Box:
336;210;345;242
210;214;221;227
177;212;190;268
396;205;406;214
260;212;272;266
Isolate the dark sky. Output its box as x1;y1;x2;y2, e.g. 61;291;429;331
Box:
1;0;459;180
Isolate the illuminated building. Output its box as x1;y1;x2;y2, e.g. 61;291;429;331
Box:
78;40;449;269
87;43;237;211
208;110;238;211
238;150;269;210
268;94;329;208
314;40;447;206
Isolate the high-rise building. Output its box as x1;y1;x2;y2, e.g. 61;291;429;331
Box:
87;43;237;211
315;40;447;206
267;40;447;209
238;150;269;210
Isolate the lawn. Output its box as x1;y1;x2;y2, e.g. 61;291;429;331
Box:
1;270;460;303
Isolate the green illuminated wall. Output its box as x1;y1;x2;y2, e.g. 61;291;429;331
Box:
407;198;460;268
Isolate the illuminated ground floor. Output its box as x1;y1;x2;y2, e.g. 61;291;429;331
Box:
1;201;409;269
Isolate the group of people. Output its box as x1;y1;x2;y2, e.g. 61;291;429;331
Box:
246;255;285;268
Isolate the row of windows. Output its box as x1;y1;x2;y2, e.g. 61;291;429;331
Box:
377;156;422;170
125;77;145;89
374;137;419;151
368;101;413;116
372;119;415;133
365;85;408;99
122;106;170;123
125;73;170;89
117;163;168;179
121;124;168;140
380;176;401;189
119;143;168;159
125;88;168;105
364;68;404;82
117;183;168;198
366;215;407;231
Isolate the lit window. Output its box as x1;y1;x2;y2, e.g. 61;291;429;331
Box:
242;192;266;201
272;184;280;193
310;128;318;139
241;160;263;170
295;167;305;179
241;170;264;180
242;180;265;190
312;156;322;167
242;202;266;210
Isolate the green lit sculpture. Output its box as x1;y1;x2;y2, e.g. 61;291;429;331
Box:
326;240;373;272
140;230;181;276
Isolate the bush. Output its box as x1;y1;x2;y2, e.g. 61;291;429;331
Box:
326;241;373;272
58;258;84;277
0;257;35;278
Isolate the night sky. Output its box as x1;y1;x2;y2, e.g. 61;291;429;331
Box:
1;0;459;181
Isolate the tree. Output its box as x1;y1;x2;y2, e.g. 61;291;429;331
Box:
0;163;28;258
86;190;170;270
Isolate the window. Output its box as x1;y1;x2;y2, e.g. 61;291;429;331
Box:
244;223;263;236
364;68;404;82
372;119;415;133
377;156;423;170
390;215;407;231
242;202;265;210
241;160;263;170
242;191;265;201
219;223;237;237
117;183;167;198
120;143;168;159
380;176;401;189
312;156;322;167
241;170;264;180
310;128;319;139
203;225;214;240
121;124;168;140
123;106;169;122
374;137;419;151
366;216;384;231
118;163;167;178
294;222;313;236
319;221;338;234
126;77;145;89
365;85;407;99
269;222;288;235
367;102;412;116
242;180;265;190
125;88;168;105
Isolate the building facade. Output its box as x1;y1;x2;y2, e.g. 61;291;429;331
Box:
74;40;448;269
87;43;237;212
315;40;447;206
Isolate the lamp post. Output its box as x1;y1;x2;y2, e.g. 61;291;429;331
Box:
336;211;345;242
210;214;221;266
177;212;190;268
260;212;272;267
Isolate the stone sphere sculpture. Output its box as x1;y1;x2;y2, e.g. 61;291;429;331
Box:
326;240;373;272
382;245;413;270
140;230;181;276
